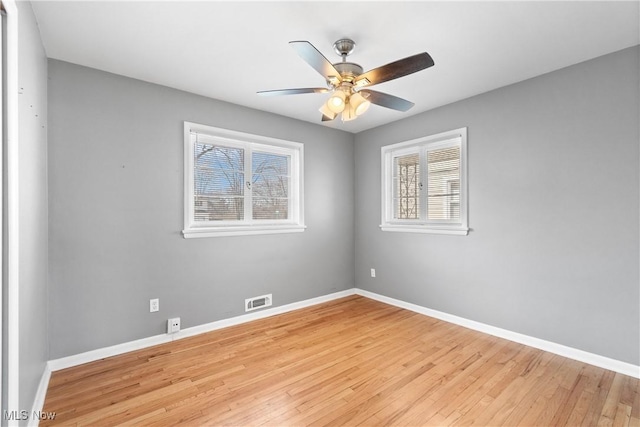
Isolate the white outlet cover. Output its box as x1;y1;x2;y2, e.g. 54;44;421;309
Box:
167;317;181;334
150;298;159;312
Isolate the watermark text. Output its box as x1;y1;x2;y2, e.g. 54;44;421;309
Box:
3;410;56;421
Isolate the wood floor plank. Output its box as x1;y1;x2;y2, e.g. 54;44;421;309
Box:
377;336;509;424
600;374;629;426
428;342;522;420
495;353;565;426
41;296;640;426
566;364;608;423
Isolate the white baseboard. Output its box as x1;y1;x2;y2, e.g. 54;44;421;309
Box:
48;288;356;372
46;286;639;381
30;287;640;425
355;288;640;379
28;363;52;427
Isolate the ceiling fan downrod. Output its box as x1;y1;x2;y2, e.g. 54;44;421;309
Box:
330;39;363;86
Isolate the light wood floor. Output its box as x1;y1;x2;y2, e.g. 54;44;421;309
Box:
42;295;639;426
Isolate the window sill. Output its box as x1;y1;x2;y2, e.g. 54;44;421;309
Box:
379;224;469;236
183;224;306;238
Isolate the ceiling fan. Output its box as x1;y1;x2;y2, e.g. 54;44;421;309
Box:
257;38;434;122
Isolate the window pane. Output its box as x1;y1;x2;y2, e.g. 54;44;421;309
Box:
195;143;244;173
393;153;420;219
194;142;245;221
253;198;288;220
194;196;244;221
252;152;288;175
195;169;244;196
253;173;289;198
427;146;460;221
252;151;290;220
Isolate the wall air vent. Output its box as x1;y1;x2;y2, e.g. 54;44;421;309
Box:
245;294;272;312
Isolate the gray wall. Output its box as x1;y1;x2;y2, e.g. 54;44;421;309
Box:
48;46;639;366
15;0;49;418
355;46;640;365
47;60;355;359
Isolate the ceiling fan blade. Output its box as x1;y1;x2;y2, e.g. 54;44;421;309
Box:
360;90;415;112
257;88;329;96
290;41;342;83
355;52;434;87
321;114;336;122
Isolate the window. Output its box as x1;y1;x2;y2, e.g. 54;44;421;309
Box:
381;128;468;235
183;122;304;238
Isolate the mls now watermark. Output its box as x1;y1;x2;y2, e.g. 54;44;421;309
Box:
3;410;56;421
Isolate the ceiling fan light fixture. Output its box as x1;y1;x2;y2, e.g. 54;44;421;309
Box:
341;102;357;122
350;92;371;116
327;90;346;113
319;102;337;120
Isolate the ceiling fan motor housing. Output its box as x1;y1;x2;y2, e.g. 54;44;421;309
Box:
332;62;363;85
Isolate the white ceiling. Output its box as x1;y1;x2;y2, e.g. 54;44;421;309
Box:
31;1;639;134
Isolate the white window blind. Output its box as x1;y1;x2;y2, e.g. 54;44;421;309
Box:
426;145;460;221
251;151;291;221
194;142;245;221
381;128;468;235
184;122;304;238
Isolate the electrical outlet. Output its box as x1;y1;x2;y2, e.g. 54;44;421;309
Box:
370;268;376;278
150;298;159;312
167;317;181;334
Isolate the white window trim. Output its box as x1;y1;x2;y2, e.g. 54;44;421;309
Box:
380;127;469;236
183;122;305;238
